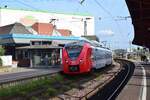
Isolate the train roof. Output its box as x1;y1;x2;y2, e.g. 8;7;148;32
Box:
96;47;112;52
64;39;111;51
81;39;111;50
64;41;85;47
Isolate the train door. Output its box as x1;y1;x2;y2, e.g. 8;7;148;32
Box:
91;48;97;69
93;48;103;69
93;48;101;69
97;49;106;69
86;47;92;71
104;51;107;66
95;48;99;68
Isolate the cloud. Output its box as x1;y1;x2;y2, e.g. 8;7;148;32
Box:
99;29;114;36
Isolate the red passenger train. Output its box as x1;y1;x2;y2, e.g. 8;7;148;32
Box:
62;40;112;74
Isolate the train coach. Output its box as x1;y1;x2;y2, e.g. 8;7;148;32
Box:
62;40;113;74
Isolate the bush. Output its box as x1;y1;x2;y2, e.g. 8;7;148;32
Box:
0;47;5;56
0;74;65;98
0;58;2;66
53;74;64;82
46;88;57;96
30;96;39;100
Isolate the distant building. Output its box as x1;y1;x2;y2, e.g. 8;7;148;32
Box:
0;22;84;67
113;49;127;58
0;8;95;68
0;8;94;36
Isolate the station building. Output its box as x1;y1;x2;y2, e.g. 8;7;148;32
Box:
0;22;85;67
0;8;95;68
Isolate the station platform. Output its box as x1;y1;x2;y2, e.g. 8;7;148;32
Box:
0;67;61;84
116;61;150;100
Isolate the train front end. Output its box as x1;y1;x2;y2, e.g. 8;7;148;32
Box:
62;42;92;74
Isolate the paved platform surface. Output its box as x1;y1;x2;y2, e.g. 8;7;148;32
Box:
143;64;150;100
0;67;61;84
116;62;150;100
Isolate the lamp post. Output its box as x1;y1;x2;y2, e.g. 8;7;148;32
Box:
50;18;57;26
84;17;91;36
129;40;132;52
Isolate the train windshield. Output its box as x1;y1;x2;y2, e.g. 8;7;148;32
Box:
65;45;83;60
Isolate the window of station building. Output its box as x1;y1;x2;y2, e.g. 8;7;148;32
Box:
31;41;52;46
22;50;30;59
42;41;52;45
17;50;23;59
31;41;42;45
59;44;65;47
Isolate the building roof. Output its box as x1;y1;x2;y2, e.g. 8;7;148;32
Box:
0;33;82;40
0;22;85;45
16;45;63;49
0;23;32;34
32;22;72;36
0;33;83;45
126;0;150;48
32;23;54;35
57;29;72;36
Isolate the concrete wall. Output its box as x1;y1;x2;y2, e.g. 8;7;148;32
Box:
0;55;12;66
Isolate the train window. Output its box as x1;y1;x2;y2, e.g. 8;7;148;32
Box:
65;46;83;60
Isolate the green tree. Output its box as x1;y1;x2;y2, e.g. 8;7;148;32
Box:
0;46;5;56
0;46;5;66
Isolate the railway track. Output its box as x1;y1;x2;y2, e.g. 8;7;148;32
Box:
0;63;121;100
89;59;135;100
52;62;121;100
0;59;135;100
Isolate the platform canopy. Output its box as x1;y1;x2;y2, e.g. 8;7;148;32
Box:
126;0;150;48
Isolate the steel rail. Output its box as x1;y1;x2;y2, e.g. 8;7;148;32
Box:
107;60;131;100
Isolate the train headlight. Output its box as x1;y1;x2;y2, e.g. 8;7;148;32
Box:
79;59;83;63
91;55;94;60
65;60;69;63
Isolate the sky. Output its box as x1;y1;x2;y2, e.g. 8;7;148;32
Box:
0;0;135;49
